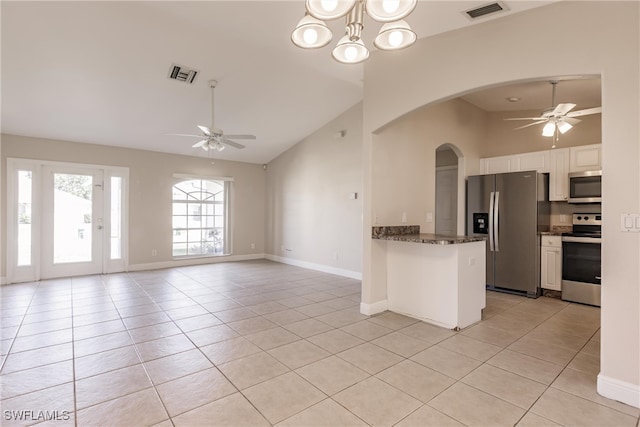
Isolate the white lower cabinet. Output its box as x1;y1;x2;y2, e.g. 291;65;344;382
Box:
541;236;562;291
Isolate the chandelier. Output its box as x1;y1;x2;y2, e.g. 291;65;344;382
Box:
291;0;418;64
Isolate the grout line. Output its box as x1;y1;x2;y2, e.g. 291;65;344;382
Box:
0;282;41;374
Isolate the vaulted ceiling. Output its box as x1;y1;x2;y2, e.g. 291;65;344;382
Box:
3;1;595;165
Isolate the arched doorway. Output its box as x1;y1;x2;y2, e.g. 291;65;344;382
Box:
435;144;462;235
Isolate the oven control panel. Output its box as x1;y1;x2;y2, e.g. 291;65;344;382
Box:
573;214;601;226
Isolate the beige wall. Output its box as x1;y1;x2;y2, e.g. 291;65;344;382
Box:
372;98;486;232
483;110;601;158
1;134;266;274
362;1;639;406
265;103;363;276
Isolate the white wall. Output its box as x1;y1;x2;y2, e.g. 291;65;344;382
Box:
265;103;363;278
362;1;639;407
372;98;486;233
1;134;266;276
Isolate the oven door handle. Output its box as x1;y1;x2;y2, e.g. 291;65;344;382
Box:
562;236;602;243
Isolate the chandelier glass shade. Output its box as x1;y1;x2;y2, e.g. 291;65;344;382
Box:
373;20;416;50
291;15;333;48
332;35;369;63
293;0;418;63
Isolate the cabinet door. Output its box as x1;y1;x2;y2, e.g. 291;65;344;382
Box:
549;148;570;201
481;155;515;174
541;246;562;291
518;151;550;173
569;144;601;172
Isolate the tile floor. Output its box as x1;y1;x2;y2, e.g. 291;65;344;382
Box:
1;260;639;426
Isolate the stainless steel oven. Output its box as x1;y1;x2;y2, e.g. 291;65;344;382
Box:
562;214;601;306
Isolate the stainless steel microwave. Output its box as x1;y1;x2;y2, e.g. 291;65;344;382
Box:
568;170;602;203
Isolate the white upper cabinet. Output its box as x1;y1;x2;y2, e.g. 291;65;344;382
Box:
479;155;515;174
549;148;570;201
478;144;601;201
518;151;550;173
569;144;602;172
478;151;549;175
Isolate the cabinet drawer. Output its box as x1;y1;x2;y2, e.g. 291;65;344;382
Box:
541;235;562;248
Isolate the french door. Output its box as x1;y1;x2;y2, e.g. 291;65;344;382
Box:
7;159;128;282
41;166;104;278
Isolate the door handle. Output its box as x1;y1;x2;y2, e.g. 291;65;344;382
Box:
489;191;495;252
97;225;103;230
494;191;500;252
596;276;601;280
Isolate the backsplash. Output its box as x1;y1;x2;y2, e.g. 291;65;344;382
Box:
371;225;420;238
550;201;601;227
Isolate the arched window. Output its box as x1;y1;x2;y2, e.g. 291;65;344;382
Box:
172;178;230;257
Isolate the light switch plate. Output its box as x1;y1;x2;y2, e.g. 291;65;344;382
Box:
621;213;640;232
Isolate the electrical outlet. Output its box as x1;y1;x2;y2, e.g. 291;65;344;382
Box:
250;243;256;249
151;249;157;257
332;251;338;260
401;212;407;223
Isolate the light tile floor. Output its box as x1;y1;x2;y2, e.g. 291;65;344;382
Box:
1;260;638;426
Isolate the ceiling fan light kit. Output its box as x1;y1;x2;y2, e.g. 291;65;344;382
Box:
292;0;418;64
506;80;602;140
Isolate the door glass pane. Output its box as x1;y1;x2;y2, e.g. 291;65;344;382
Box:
110;176;122;260
53;173;93;263
17;170;33;266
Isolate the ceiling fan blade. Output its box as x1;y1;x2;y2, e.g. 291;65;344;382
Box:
552;103;576;116
224;134;256;140
192;139;208;148
504;117;546;121
513;120;548;130
566;106;602;117
222;139;246;150
167;133;203;138
563;117;582;125
197;125;211;136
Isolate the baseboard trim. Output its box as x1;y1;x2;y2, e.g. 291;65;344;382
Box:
128;253;266;272
360;300;388;316
265;254;362;280
597;373;640;409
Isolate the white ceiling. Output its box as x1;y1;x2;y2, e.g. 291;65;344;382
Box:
2;0;595;165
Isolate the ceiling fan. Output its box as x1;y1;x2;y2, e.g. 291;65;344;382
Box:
170;79;256;152
505;80;602;137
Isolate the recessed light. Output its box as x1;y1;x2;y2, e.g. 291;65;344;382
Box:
506;97;521;103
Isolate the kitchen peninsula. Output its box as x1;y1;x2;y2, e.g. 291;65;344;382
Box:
372;226;486;330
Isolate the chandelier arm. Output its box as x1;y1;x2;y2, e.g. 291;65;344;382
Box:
346;0;365;41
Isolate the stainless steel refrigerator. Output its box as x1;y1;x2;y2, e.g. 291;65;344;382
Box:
466;171;550;297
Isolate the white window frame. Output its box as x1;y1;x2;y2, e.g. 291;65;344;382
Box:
172;174;233;259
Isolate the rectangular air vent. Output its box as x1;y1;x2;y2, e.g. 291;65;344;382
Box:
464;1;508;19
168;64;198;84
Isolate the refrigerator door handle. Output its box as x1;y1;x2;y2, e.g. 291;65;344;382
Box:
494;191;500;252
489;191;495;251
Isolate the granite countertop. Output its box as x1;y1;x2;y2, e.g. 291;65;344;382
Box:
372;225;485;245
374;233;486;245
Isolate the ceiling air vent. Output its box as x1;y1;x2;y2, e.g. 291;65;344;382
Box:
168;64;198;84
464;1;508;20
